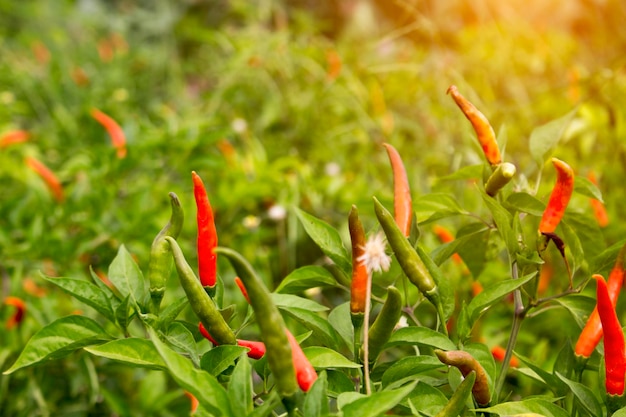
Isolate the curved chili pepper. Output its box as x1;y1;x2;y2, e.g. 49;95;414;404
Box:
485;162;516;197
214;247;298;398
435;349;491;406
234;277;250;303
349;205;368;326
594;274;626;396
285;329;318;392
25;157;64;203
447;85;501;167
184;391;199;414
90;108;127;159
192;171;218;295
575;242;626;358
434;370;476;417
383;143;412;237
164;237;236;345
539;158;574;234
0;130;29;148
198;323;266;359
147;192;184;313
587;171;609;228
4;297;26;329
366;286;402;364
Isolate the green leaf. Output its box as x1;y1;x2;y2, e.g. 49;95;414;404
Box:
529;109;577;164
590;239;626;274
552;294;595;329
149;329;233;417
562;211;605;260
381;356;445;388
295;208;351;274
406;381;449;416
164;322;198;364
416;244;454;320
327;302;354;355
515;353;568;396
466;272;536;323
303;347;361;369
275;266;337;294
479;398;571;417
327;370;356;397
85;338;166;370
303;371;329;417
341;381;417;417
456;227;491;277
201;345;249;376
271;293;328;312
574;175;603;202
115;295;135;330
108;244;147;307
431;227;488;266
280;306;343;351
4;315;111;374
438;164;483;182
43;276;115;322
482;190;518;255
415;193;469;224
156;296;189;330
505;192;545;216
612;408;626;417
247;392;281;417
386;327;456;351
229;354;253;417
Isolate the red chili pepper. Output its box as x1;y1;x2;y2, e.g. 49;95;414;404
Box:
234;277;250;303
198;323;266;359
5;297;26;329
383;143;412;237
90;108;127;159
587;171;609;228
539;158;574;234
594;274;626;396
537;261;553;296
575;244;626;358
349;205;368;319
25;157;64;203
285;330;317;392
192;171;218;292
490;345;519;368
447;85;501;166
0;130;29;148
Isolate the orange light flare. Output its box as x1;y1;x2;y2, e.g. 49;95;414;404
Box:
0;130;29;148
5;297;26;329
491;345;519;368
25;157;65;203
90;108;127;159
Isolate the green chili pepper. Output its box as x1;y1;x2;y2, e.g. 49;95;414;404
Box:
435;349;491;406
214;247;298;399
147;193;184;314
485;162;516;197
434;370;476;417
365;286;402;364
164;237;236;345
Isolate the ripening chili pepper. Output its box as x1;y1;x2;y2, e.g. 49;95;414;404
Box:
234;277;250;303
447;85;501;167
537;261;553;296
326;49;342;81
575;242;626;358
285;329;318;392
490;345;519;368
23;278;47;298
434;370;476;417
164;237;236;345
0;130;29;148
383;143;412;237
349;205;368;326
587;171;609;228
435;349;491;406
5;297;26;329
485;162;516;197
198;323;266;359
594;274;626;396
214;247;298;398
192;171;218;295
538;158;574;234
433;225;464;266
366;286;402;364
147;192;184;314
90;108;127;159
184;391;199;414
25;156;64;203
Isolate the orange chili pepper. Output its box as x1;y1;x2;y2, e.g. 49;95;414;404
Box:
23;278;47;297
383;143;412;237
0;130;29;148
587;171;609;228
539;158;574;234
447;85;501;166
491;345;519;368
184;391;199;414
326;49;342;81
349;205;368;320
433;225;464;265
25;157;64;203
5;297;26;329
90;108;127;158
538;261;554;296
234;277;250;303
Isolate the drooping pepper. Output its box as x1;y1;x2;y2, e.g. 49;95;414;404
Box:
164;237;236;345
435;349;491;406
147;192;184;314
594;274;626;396
192;171;218;296
214;247;298;398
447;85;501;167
4;296;26;329
587;171;609;228
538;158;574;234
0;130;29;148
90;108;127;159
25;156;64;203
365;286;402;364
575;242;626;358
484;162;516;197
198;322;266;359
383;143;412;237
349;205;368;327
434;370;477;417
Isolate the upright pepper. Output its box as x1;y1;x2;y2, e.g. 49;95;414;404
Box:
214;247;298;398
435;349;491;406
192;171;218;296
349;205;368;327
383;143;412;237
575;243;626;358
164;237;236;345
25;156;64;203
4;296;26;329
198;322;266;359
447;85;501;167
587;171;609;228
365;286;402;364
485;162;516;197
594;274;626;396
538;158;574;234
90;108;127;159
147;192;184;313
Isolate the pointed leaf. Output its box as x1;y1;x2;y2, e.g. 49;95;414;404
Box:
386;327;456;351
85;338;166;370
505;192;545;216
280;306;343;351
341;381;417;417
328;302;354;355
108;244;147;307
415;193;468;224
303;347;361;369
482;190;518;255
381;356;445;387
303;371;329;417
271;293;328;312
229;354;253;416
529;109;577;164
201;345;249;377
275;266;337;294
43;276;115;322
467;272;536;323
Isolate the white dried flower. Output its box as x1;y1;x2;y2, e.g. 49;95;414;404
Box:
231;118;248;134
395;315;408;330
357;232;391;274
267;204;287;221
